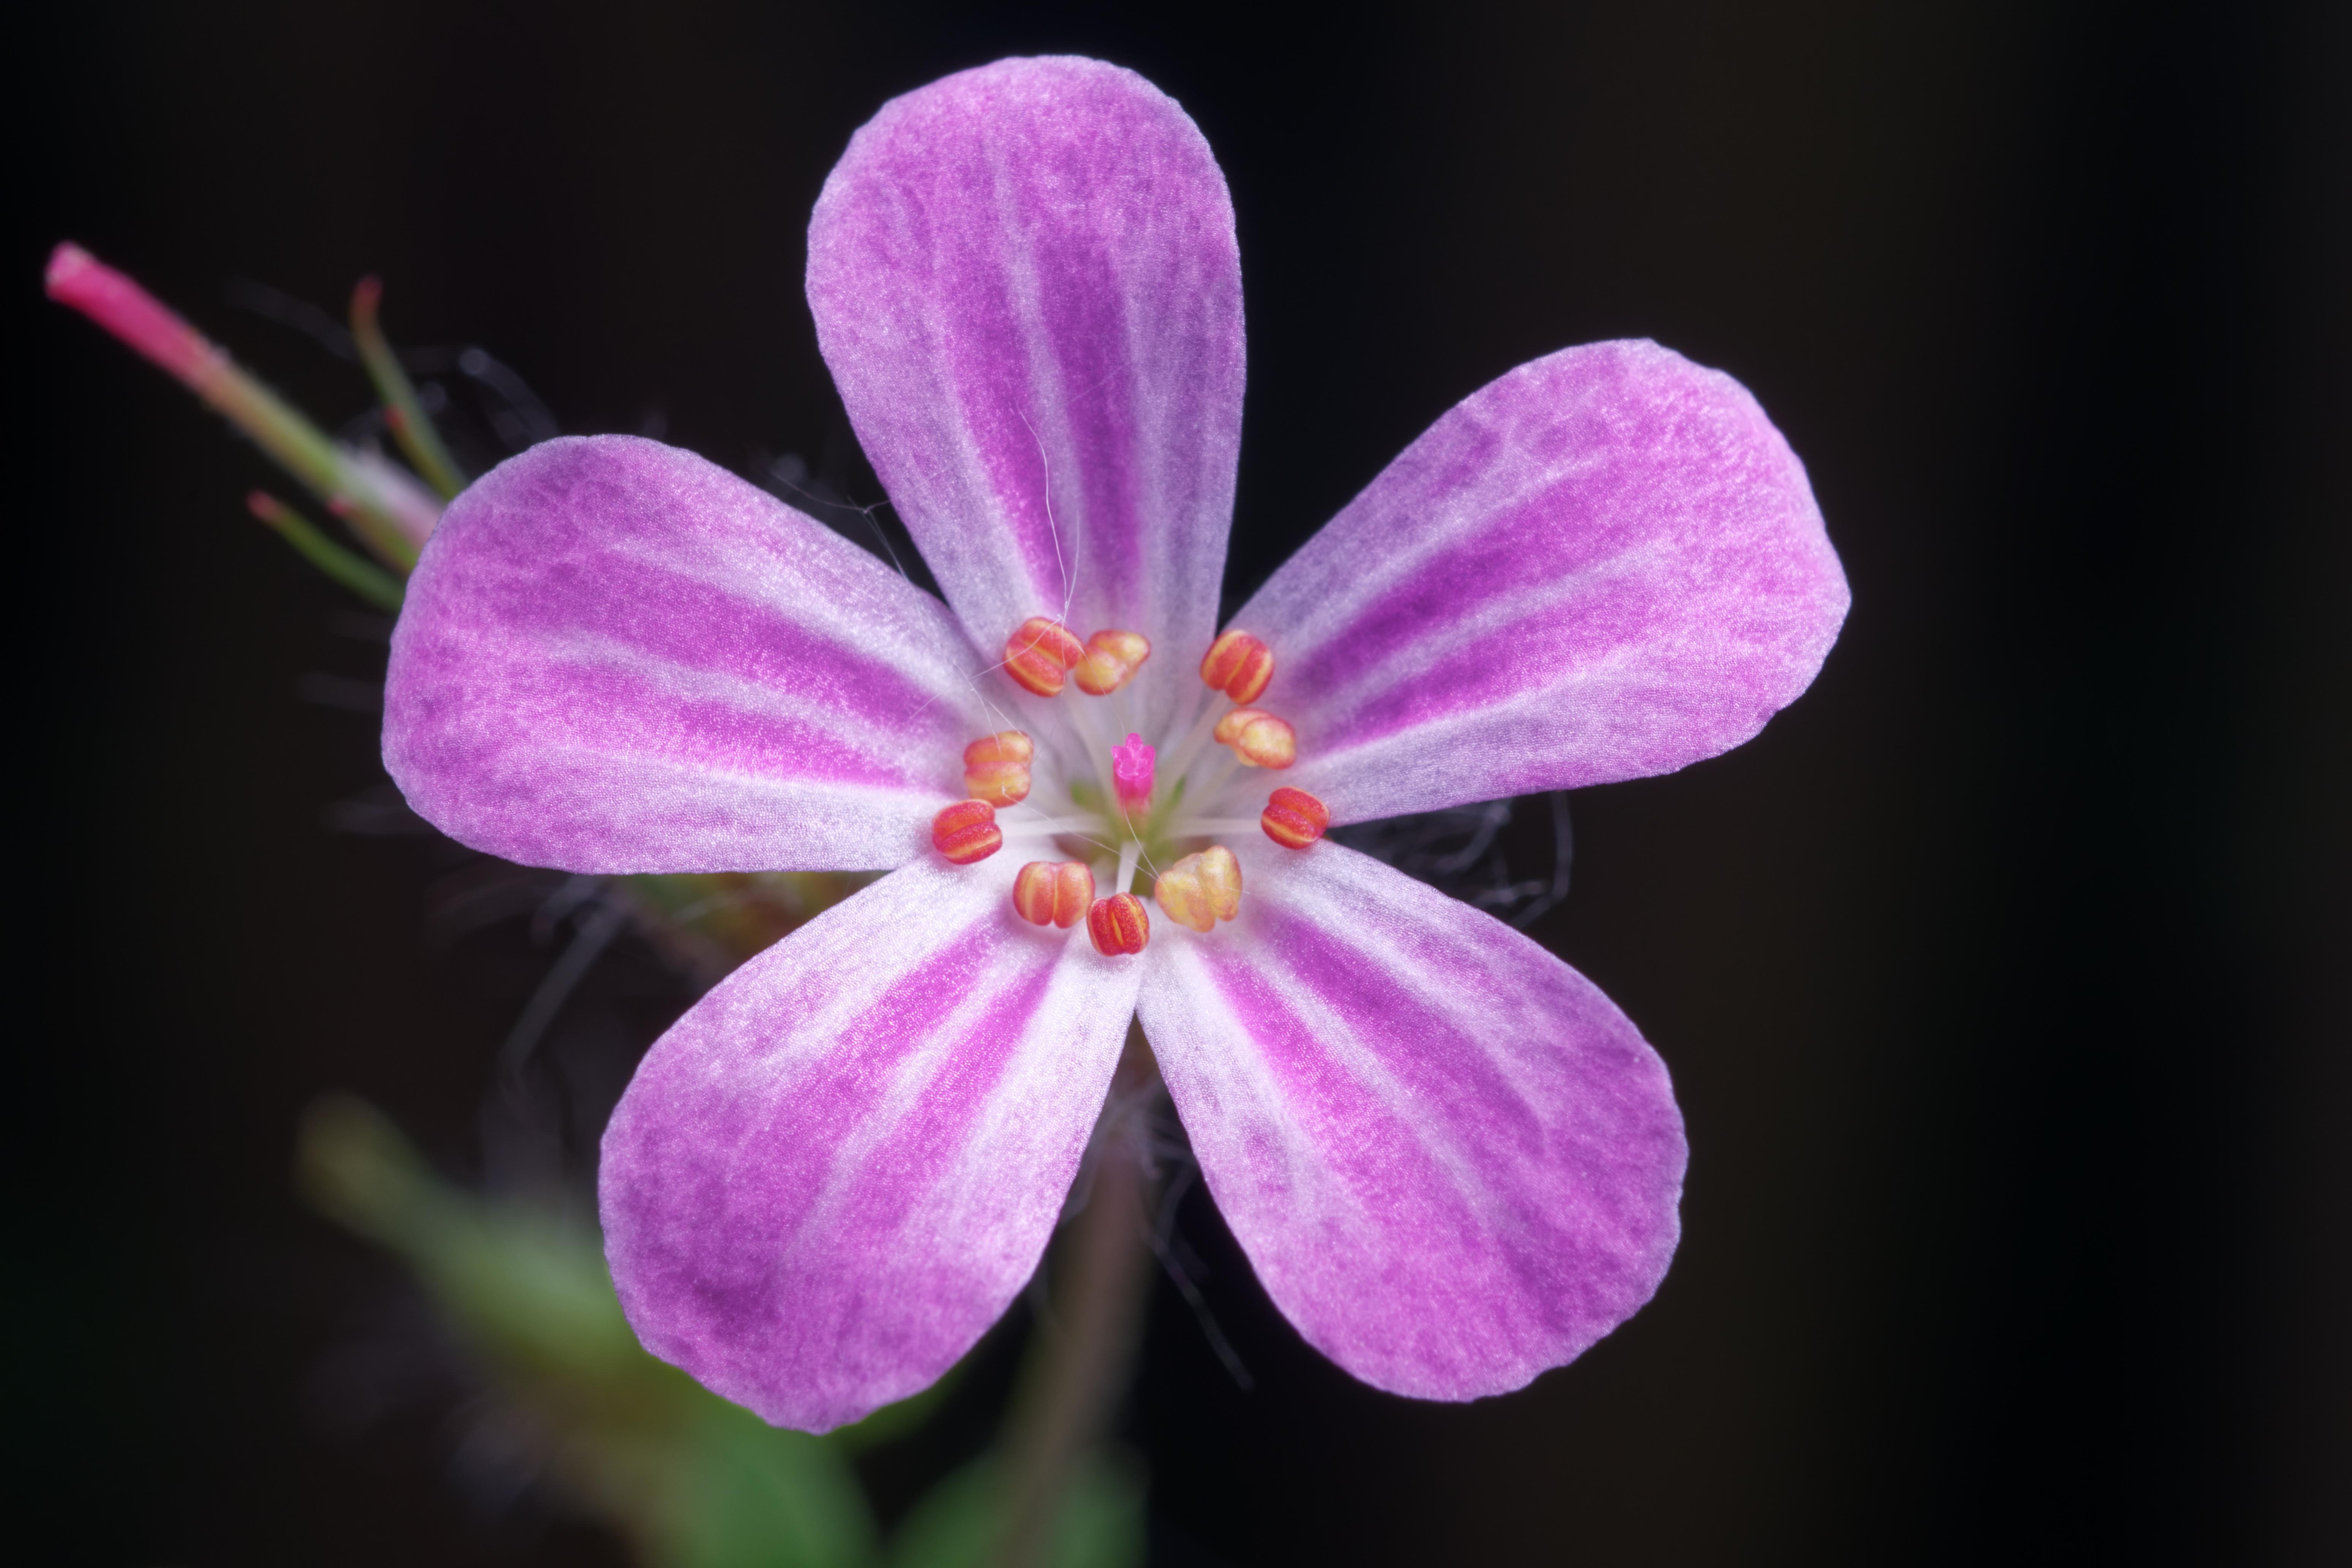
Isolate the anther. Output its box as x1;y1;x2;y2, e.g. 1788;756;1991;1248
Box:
1004;616;1086;697
931;799;1003;864
1013;860;1094;928
1200;629;1274;704
1072;629;1152;696
1212;707;1297;769
1087;892;1151;956
1154;845;1242;933
1113;733;1156;811
963;730;1034;805
1261;787;1331;850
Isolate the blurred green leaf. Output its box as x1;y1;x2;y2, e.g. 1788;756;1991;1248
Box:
886;1451;1144;1568
297;1094;879;1568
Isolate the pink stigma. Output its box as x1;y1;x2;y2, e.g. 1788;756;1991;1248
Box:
1113;733;1155;811
45;242;224;389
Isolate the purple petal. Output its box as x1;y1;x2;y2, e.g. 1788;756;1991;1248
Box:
1137;839;1686;1400
1242;340;1849;823
385;436;993;873
602;858;1141;1431
807;56;1244;731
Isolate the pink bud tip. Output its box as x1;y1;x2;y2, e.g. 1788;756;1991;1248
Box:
1113;733;1155;810
45;242;223;386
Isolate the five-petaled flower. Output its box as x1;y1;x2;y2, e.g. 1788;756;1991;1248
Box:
384;56;1848;1432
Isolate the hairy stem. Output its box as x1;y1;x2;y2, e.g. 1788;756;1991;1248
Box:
990;1032;1160;1568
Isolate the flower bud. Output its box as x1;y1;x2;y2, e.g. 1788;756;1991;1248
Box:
1004;616;1085;697
1200;629;1273;704
931;799;1003;864
1087;892;1151;956
1154;845;1242;933
963;730;1034;805
1072;628;1152;695
1260;787;1330;850
1212;707;1296;768
1013;860;1094;929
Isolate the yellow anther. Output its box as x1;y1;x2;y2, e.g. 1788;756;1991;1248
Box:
1212;707;1297;769
1013;860;1094;929
1072;628;1152;695
963;730;1034;805
1004;616;1086;697
1201;629;1274;704
1153;845;1242;933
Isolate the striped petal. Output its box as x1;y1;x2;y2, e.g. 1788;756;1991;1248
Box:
385;436;991;873
807;55;1244;737
601;858;1141;1432
1241;340;1849;823
1137;838;1686;1400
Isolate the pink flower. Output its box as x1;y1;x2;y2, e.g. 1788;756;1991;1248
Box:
384;57;1848;1432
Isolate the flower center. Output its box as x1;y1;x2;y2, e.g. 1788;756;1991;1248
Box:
927;620;1331;954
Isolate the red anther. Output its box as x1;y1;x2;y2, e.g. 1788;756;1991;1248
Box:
963;730;1035;805
1013;860;1094;928
931;799;1003;864
1004;616;1086;697
1212;707;1297;769
1087;892;1151;956
1073;628;1152;695
1154;845;1242;933
1261;787;1331;850
1200;629;1274;704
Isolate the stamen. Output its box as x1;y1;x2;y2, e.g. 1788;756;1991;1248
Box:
1113;733;1156;811
1013;860;1094;928
1200;629;1274;704
931;799;1003;864
1004;616;1086;697
1154;846;1242;933
963;730;1034;805
1260;787;1331;850
1072;629;1152;696
1212;708;1297;769
1087;892;1151;956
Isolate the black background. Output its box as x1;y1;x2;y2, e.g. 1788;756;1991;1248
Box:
15;2;2346;1563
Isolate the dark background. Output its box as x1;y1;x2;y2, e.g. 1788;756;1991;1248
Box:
15;1;2346;1563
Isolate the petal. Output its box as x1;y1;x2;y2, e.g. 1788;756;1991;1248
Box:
601;857;1141;1432
1136;839;1686;1400
385;436;993;873
1241;340;1849;823
807;56;1244;733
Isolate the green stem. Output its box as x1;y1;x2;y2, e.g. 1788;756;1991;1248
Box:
247;491;406;611
989;1029;1161;1568
351;277;468;499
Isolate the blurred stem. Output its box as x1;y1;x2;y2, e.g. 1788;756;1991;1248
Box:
247;490;406;612
45;243;426;566
351;276;468;499
989;1031;1160;1568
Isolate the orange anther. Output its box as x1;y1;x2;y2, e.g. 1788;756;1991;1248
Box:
1013;860;1095;928
1261;787;1331;850
964;731;1035;767
1004;616;1086;697
963;730;1035;805
1072;628;1152;695
1200;629;1274;704
931;799;1003;864
1154;845;1242;933
1087;891;1151;956
1212;707;1297;769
